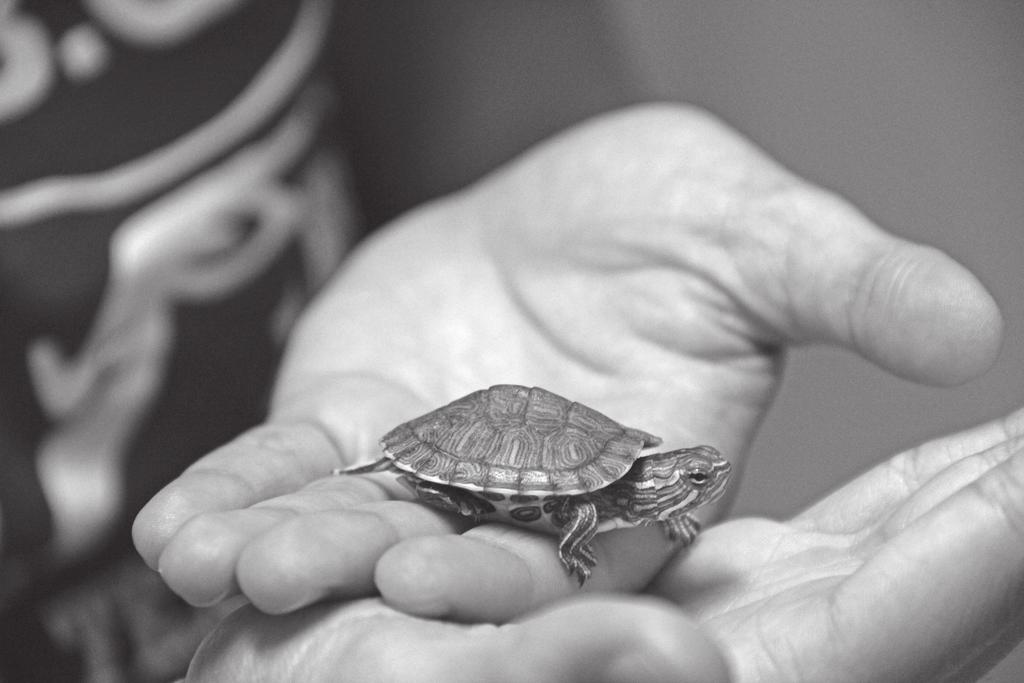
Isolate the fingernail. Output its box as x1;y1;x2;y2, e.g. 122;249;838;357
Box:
191;586;237;608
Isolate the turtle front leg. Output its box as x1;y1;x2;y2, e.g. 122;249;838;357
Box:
557;499;600;586
409;478;496;519
662;512;701;546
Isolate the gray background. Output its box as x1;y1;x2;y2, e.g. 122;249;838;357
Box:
608;1;1023;679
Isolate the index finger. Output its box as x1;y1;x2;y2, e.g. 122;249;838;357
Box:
133;420;342;568
374;522;692;622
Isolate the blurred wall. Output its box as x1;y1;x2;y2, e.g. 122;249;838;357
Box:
608;2;1023;679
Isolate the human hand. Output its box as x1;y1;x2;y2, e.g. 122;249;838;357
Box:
181;408;1024;683
134;104;1002;621
559;406;1024;682
181;595;730;683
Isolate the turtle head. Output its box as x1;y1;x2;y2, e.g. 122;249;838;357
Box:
623;445;732;521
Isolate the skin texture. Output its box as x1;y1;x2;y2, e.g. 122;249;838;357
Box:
648;406;1024;682
181;407;1024;683
131;105;1005;678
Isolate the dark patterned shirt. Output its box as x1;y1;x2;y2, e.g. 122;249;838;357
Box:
0;1;353;679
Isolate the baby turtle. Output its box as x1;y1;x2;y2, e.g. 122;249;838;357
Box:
342;384;731;584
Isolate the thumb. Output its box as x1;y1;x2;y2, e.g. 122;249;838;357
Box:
765;189;1003;385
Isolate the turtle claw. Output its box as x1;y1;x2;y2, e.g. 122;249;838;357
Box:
569;560;593;587
663;513;701;545
559;544;597;586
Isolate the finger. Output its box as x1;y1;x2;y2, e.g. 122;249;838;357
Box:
540;108;1002;386
793;407;1024;534
376;524;680;622
880;431;1024;539
235;501;472;613
754;187;1003;386
828;439;1024;681
133;420;342;568
648;517;796;608
187;597;730;683
154;474;406;606
782;194;999;385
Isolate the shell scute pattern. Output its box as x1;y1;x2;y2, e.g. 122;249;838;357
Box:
484;466;521;489
452;459;488;484
521;388;571;435
549;468;584;491
380;385;660;495
518;468;553;491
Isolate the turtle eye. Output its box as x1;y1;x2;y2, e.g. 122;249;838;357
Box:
688;471;708;486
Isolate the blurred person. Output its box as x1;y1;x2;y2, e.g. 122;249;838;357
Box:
0;1;637;679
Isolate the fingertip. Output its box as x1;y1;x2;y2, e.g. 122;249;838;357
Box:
773;186;1005;386
921;248;1004;384
158;544;238;608
859;244;1003;385
132;491;178;570
157;510;279;607
792;233;1004;386
132;479;206;569
236;511;388;614
236;537;326;615
132;469;256;569
376;534;539;621
375;536;479;618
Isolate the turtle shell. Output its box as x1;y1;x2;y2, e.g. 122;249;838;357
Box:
379;385;662;496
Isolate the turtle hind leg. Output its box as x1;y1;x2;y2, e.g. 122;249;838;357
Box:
413;480;496;519
557;500;600;586
662;512;701;546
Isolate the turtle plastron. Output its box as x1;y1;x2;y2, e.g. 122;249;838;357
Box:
337;459;497;518
404;478;497;519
